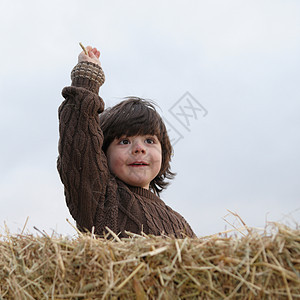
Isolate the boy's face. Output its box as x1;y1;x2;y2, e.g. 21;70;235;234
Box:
106;135;162;190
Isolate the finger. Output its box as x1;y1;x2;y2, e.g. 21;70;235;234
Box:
88;49;97;58
94;49;101;58
83;46;91;57
93;49;100;58
91;48;99;55
90;47;100;58
88;48;97;57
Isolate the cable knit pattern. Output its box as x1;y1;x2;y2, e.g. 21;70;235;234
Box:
57;62;196;238
129;187;195;238
71;61;105;94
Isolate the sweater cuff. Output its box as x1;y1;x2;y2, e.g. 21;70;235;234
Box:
71;61;105;94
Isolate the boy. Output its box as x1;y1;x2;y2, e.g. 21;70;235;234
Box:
57;46;195;238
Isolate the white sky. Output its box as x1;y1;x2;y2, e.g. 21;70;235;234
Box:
1;0;299;237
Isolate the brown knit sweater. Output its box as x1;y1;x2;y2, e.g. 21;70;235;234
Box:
57;61;196;238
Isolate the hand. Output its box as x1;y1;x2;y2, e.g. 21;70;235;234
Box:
78;46;101;67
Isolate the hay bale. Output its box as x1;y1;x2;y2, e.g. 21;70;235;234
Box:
0;223;299;299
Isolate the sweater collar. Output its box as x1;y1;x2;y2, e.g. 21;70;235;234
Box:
128;185;162;202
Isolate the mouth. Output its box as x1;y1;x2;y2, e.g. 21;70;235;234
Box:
128;161;149;167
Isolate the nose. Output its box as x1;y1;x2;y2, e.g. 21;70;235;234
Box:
132;141;146;154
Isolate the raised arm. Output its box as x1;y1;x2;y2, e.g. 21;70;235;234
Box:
57;46;109;232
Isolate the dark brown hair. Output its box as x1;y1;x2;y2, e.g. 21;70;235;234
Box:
99;97;175;195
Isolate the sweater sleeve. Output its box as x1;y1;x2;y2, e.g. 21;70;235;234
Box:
57;61;109;232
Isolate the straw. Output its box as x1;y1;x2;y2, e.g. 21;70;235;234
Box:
0;222;299;299
79;42;88;55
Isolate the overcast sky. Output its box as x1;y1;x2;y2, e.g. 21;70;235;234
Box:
1;0;299;237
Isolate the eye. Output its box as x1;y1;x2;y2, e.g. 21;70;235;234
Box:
145;138;155;144
119;138;130;145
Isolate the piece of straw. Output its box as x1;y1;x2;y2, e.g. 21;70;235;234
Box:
79;42;88;55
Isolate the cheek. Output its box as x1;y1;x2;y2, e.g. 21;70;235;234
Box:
156;152;162;165
107;154;114;170
107;149;126;173
109;153;119;168
154;148;163;169
106;148;117;172
156;149;164;173
158;156;163;171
